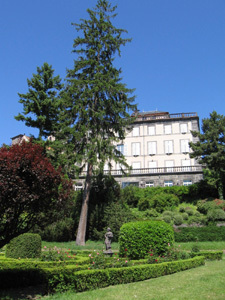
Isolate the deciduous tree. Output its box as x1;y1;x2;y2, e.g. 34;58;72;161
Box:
0;141;73;248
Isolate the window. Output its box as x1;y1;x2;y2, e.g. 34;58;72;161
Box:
164;180;173;187
182;159;191;171
149;161;157;173
165;140;173;154
180;123;188;134
148;141;157;155
117;144;124;155
132;142;140;156
148;126;155;135
164;124;172;134
146;181;154;187
133;127;140;136
181;139;190;153
183;179;192;186
132;162;141;174
165;160;174;172
122;182;139;188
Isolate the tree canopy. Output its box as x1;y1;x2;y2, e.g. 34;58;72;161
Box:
190;111;225;199
0;141;73;248
15;62;63;139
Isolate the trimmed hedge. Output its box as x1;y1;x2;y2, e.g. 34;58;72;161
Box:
190;251;223;260
119;221;174;259
44;256;205;293
174;226;225;242
5;233;41;259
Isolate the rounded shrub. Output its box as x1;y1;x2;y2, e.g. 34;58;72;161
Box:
162;215;172;224
179;206;185;213
151;193;179;213
5;233;41;259
185;207;194;216
182;212;189;220
162;210;174;217
119;221;174;259
173;214;183;226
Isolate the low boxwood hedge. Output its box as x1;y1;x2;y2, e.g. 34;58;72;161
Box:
174;226;225;242
44;256;205;293
190;251;223;260
0;255;205;291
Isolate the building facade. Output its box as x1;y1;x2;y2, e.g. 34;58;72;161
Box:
77;111;203;189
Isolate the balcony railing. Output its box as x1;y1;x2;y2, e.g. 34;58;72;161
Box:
135;112;198;122
79;165;203;178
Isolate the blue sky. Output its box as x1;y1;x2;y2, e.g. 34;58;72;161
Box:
1;0;225;145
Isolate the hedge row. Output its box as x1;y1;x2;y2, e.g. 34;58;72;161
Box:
0;256;205;291
174;226;225;242
44;256;205;293
190;251;223;260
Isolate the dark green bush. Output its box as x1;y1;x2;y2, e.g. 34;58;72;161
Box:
39;218;74;242
88;201;135;242
197;200;217;214
174;226;225;242
138;193;179;213
144;209;159;218
5;233;41;259
119;221;174;259
187;215;204;225
120;186;143;207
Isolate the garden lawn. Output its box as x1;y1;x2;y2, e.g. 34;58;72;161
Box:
42;258;225;300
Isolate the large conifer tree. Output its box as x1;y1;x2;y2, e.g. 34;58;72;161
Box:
15;62;63;139
190;111;225;199
58;0;136;245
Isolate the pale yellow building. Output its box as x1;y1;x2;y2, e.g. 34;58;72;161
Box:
78;111;203;189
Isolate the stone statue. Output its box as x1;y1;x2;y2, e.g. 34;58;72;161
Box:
104;227;113;253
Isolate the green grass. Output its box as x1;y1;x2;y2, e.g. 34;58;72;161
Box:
42;258;225;300
41;240;225;252
175;241;225;251
41;240;119;252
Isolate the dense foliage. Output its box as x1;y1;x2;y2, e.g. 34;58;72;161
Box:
5;233;41;259
119;221;174;259
15;62;63;139
0;141;73;248
190;111;225;199
174;226;225;242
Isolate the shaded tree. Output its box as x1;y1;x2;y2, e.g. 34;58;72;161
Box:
15;62;63;139
0;141;73;248
190;111;225;199
56;0;136;245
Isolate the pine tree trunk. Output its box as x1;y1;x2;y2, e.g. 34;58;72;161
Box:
75;163;93;245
